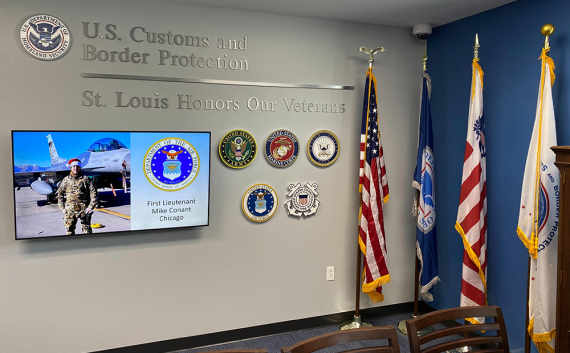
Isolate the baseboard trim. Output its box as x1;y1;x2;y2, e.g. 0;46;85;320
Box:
91;302;435;353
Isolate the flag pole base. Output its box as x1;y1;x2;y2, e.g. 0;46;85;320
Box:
397;316;434;335
455;346;474;352
340;315;373;330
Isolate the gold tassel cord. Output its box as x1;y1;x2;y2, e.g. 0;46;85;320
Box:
471;59;484;100
455;222;488;304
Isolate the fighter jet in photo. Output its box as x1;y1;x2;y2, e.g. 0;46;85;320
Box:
14;134;131;199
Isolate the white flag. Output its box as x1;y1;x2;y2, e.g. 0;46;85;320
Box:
517;49;558;353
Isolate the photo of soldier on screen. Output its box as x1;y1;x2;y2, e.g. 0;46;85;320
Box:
13;132;132;239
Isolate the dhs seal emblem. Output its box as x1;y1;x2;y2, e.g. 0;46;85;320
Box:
538;182;550;234
20;15;71;60
285;182;320;218
264;129;299;168
307;130;340;167
144;138;200;192
242;184;278;222
219;130;257;169
417;146;435;232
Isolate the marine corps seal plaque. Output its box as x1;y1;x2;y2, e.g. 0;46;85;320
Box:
307;130;340;167
242;184;278;222
144;137;200;192
264;129;299;168
219;130;257;169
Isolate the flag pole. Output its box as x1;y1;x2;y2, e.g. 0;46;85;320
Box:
397;50;434;336
340;46;384;330
524;23;555;353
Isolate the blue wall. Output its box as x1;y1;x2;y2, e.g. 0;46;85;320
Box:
427;0;570;352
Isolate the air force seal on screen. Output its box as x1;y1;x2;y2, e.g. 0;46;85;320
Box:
242;184;278;222
264;129;299;168
285;182;320;218
20;15;71;60
144;138;200;192
307;130;340;167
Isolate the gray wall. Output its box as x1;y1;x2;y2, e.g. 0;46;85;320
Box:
0;0;425;351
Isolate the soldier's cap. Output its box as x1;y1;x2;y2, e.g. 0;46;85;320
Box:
67;158;82;168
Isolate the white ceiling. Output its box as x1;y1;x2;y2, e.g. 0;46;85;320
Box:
163;0;515;28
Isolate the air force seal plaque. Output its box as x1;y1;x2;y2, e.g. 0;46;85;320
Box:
144;138;200;192
219;130;257;169
264;129;299;168
242;184;278;222
20;15;71;60
307;130;340;167
285;182;320;218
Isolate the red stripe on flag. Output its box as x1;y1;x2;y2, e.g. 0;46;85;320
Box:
464;142;473;163
458;164;481;205
460;203;483;248
463;253;481;274
461;278;486;306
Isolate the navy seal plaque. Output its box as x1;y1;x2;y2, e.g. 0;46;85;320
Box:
20;15;71;60
219;130;257;169
285;182;320;217
307;130;340;167
144;137;200;192
242;184;278;222
264;129;299;168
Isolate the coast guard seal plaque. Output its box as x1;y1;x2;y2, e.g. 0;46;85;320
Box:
242;184;278;222
285;182;320;218
219;130;257;169
20;15;72;60
144;138;200;192
307;130;340;167
264;129;299;168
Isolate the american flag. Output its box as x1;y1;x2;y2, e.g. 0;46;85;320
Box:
455;59;487;324
359;68;390;303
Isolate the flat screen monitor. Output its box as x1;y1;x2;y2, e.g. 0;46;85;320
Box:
12;131;210;240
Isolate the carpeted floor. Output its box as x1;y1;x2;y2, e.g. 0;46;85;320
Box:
172;312;464;353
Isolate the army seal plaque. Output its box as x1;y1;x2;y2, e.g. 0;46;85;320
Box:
264;129;299;168
144;138;200;192
307;130;340;167
20;15;72;61
219;130;257;169
242;184;278;222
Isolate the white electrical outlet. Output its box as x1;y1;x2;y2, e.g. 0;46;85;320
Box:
326;266;334;281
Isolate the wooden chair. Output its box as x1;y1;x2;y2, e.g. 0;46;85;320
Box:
281;326;400;353
205;350;268;353
405;305;509;353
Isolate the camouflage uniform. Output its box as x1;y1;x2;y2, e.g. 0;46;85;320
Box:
57;174;98;235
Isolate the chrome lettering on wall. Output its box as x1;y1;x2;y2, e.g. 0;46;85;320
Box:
81;22;249;71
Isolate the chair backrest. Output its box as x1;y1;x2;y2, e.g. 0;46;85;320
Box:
281;326;400;353
204;348;267;353
405;305;509;353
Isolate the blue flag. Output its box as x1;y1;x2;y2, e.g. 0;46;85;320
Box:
413;73;440;301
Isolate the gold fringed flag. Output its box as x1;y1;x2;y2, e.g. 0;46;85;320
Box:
359;68;390;303
456;58;488;324
517;48;559;353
